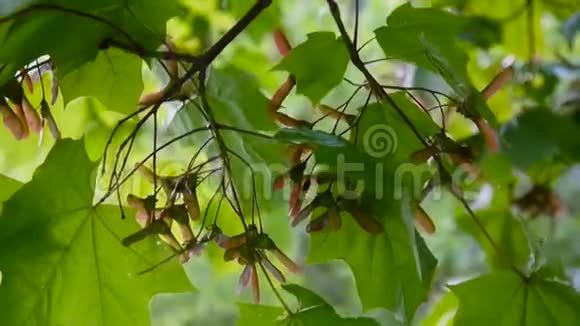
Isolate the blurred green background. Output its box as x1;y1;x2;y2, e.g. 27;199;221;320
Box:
1;0;579;325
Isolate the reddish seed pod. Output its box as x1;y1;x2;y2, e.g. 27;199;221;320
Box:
289;183;303;217
182;186;200;220
21;95;41;133
268;76;296;124
481;66;513;100
414;203;436;234
20;70;34;94
346;202;384;235
306;212;331;233
327;204;342;231
214;232;230;249
139;90;165;107
250;265;260;304
270;247;301;273
410;146;438;163
317;104;356;125
221;232;248;250
260;254;286;283
272;175;286;191
224;247;242;262
0;99;26;140
273;28;292;57
474;118;499;153
238;264;253;294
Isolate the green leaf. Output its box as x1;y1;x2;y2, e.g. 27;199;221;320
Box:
452;270;580;325
374;4;498;125
562;11;580;49
0;174;21;215
458;16;502;49
463;0;544;59
307;202;437;321
59;48;144;114
0;0;179;85
374;3;469;83
207;66;277;131
281;284;380;326
274;32;349;104
237;303;284;326
226;1;281;42
420;291;458;326
479;153;514;186
502;108;580;169
355;93;440;164
456;209;530;270
278;98;439;320
0;139;193;325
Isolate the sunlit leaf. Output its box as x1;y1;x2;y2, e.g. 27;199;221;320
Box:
0;139;193;325
237;303;284;326
0;0;179;85
452;270;580;325
59;48;144;114
274;32;349;104
281;284;380;325
456;209;530;270
0;174;21;215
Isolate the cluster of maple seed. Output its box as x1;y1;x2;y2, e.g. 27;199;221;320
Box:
123;165;300;304
0;68;60;141
268;28;439;234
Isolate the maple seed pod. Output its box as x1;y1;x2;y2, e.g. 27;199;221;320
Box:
306;212;331;233
168;205;195;243
0;99;26;140
273;28;292;57
474;118;499;153
21;95;42;133
261;254;286;283
127;194;146;211
272;175;286;191
122;219;181;252
268;76;297;125
346;203;384;234
250;264;260;304
289;183;303;217
214;232;231;249
40;100;61;140
136;164;159;183
182;186;200;220
318;104;356;125
270;247;301;273
186;242;206;259
414;203;436;234
224;247;242;262
327;204;342;231
139;90;165;107
238;264;253;294
20;70;34;93
292;195;322;227
221;232;248;250
410;146;438;163
51;72;59;105
481;66;513;100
